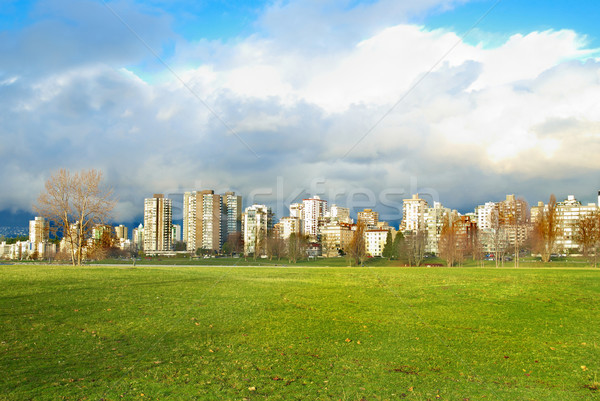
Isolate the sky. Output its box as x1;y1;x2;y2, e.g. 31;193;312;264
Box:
1;0;600;227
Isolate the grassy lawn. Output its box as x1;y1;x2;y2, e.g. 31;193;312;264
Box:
0;265;599;400
87;254;598;269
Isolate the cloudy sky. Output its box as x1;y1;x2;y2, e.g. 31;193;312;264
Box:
1;0;600;226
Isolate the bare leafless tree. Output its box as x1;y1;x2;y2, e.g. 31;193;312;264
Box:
266;231;286;261
503;197;529;268
34;169;116;266
471;229;486;267
490;207;507;268
403;230;427;267
286;233;308;263
533;194;559;263
223;232;243;256
576;211;600;267
438;215;458;267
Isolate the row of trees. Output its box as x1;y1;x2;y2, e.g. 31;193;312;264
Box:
425;194;600;267
224;229;312;263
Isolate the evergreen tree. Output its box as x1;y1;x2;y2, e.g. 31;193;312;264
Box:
382;230;394;259
393;231;404;260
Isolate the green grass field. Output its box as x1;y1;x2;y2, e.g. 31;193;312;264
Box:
0;265;599;400
86;254;597;269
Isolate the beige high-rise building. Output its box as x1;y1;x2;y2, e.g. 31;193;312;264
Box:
290;203;303;219
115;224;128;240
279;216;301;240
497;194;529;248
144;194;172;252
183;190;223;253
320;221;354;257
29;216;49;244
357;209;379;228
328;205;352;224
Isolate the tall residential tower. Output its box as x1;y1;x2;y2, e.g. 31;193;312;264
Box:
143;194;172;252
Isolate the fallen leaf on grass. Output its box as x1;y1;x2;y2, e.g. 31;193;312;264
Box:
248;386;256;391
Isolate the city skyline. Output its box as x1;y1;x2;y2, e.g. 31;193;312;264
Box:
2;1;600;227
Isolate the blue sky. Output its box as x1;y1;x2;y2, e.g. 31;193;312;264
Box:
1;0;600;226
426;0;600;47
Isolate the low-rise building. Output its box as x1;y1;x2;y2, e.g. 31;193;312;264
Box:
364;228;390;257
320;221;354;257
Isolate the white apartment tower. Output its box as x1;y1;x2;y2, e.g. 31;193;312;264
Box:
401;194;428;232
553;195;597;253
424;202;450;254
242;204;273;255
475;202;497;231
132;224;144;250
302;196;327;239
144;194;172;252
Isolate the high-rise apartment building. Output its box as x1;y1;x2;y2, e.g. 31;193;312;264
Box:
424;202;451;254
115;224;128;240
357;209;379;227
172;224;181;243
184;190;223;253
29;216;49;244
401;194;428;232
224;191;242;238
144;194;172;252
302;196;327;239
132;224;144;250
290;203;303;219
278;216;301;239
242;204;273;255
497;194;529;248
328;205;352;223
475;202;497;231
533;195;598;253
